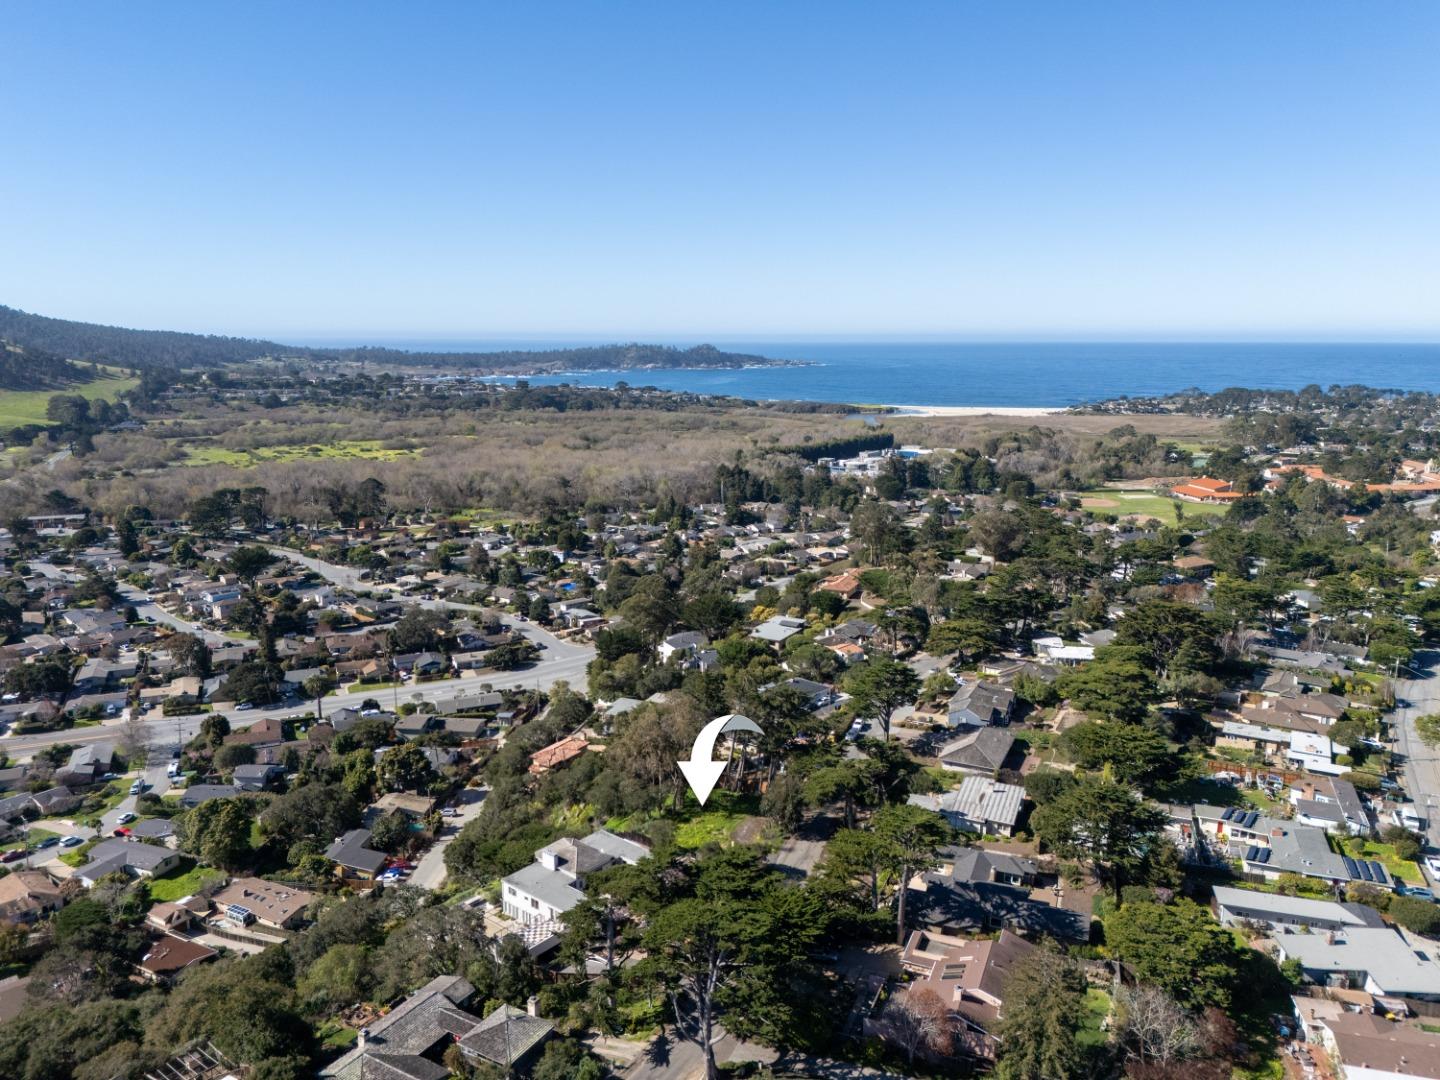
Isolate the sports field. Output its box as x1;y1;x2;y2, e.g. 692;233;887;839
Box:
1079;489;1230;524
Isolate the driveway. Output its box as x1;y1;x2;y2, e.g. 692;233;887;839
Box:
410;785;488;890
99;759;173;833
769;812;837;879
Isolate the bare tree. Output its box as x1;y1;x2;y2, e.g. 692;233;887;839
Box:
884;987;954;1066
1116;984;1201;1066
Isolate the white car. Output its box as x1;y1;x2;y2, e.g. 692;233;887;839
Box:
60;836;84;848
116;811;136;825
1425;855;1440;879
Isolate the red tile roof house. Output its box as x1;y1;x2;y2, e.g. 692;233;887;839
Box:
1171;477;1246;503
816;570;864;599
528;735;595;775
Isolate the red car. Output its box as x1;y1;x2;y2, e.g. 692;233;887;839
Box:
0;849;24;863
112;826;133;837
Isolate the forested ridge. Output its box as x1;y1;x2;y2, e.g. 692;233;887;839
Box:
0;305;794;373
0;341;92;391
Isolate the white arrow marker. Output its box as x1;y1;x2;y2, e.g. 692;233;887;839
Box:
678;713;764;806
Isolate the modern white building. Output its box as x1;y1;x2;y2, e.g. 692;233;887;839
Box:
501;830;648;924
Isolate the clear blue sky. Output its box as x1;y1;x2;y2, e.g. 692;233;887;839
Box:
4;2;1438;341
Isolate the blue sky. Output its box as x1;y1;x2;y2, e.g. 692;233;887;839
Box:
4;3;1438;340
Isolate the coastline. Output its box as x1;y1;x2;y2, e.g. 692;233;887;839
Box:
875;404;1065;417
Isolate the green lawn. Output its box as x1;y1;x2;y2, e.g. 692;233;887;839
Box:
1078;488;1230;525
0;369;139;427
605;790;760;849
146;859;226;902
181;439;418;467
317;1022;358;1051
1077;989;1112;1048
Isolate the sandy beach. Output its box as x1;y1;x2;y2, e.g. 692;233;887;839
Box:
877;404;1065;417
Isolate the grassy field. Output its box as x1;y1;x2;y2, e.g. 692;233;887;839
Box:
605;790;760;849
181;439;418;467
0;368;139;427
147;859;226;901
1078;488;1231;525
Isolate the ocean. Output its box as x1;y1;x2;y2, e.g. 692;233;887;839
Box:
296;340;1440;408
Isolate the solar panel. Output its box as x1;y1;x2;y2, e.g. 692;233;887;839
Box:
1245;846;1257;861
1221;807;1235;821
1342;855;1359;878
1367;861;1387;883
1244;812;1259;829
1357;860;1374;882
1258;849;1271;864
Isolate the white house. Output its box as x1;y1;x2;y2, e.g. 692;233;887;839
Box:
501;830;648;925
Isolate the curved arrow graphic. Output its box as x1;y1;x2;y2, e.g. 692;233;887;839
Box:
678;713;764;806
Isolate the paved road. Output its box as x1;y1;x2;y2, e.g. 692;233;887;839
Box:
1392;650;1440;859
411;785;488;890
117;582;239;648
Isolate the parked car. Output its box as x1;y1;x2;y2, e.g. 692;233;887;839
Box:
129;780;145;795
1;849;24;863
113;827;133;837
35;836;60;849
60;836;84;848
116;811;136;824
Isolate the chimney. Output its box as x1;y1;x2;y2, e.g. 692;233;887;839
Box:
358;1028;369;1048
526;995;540;1018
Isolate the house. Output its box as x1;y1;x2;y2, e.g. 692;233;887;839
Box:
130;823;177;852
0;870;65;924
1192;806;1392;890
528;735;592;775
948;847;1040;890
54;741;116;787
946;681;1014;728
751;615;807;645
232;763;285;791
1291;777;1371;836
137;934;217;984
367;791;437;821
815;570;862;599
222;717;286;748
501;830;648;924
1212;886;1386;934
322;975;554;1080
146;897;207;933
211;877;315;930
908;777;1025;837
179;784;242;809
658;631;708;663
1272;927;1440;1001
394;712;441;739
936;727;1016;778
908;872;1088;942
775;677;837;712
1316;1014;1440;1080
324;829;388;881
1030;637;1095;664
1171;477;1245;502
76;838;183;886
875;929;1037;1062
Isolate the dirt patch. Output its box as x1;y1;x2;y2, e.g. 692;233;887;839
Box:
1081;496;1120;509
733;816;770;845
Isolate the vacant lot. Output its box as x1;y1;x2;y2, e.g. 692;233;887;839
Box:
181;439;420;467
0;369;139;427
1079;488;1230;525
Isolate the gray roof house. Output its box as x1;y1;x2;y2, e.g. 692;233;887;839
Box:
324;829;388;879
1272;927;1440;1001
501;830;648;925
909;777;1025;837
76;838;183;887
946;681;1015;727
321;974;554;1080
1212;886;1385;934
231;763;285;791
937;727;1016;777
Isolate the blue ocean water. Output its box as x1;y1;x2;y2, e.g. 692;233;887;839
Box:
299;340;1440;408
